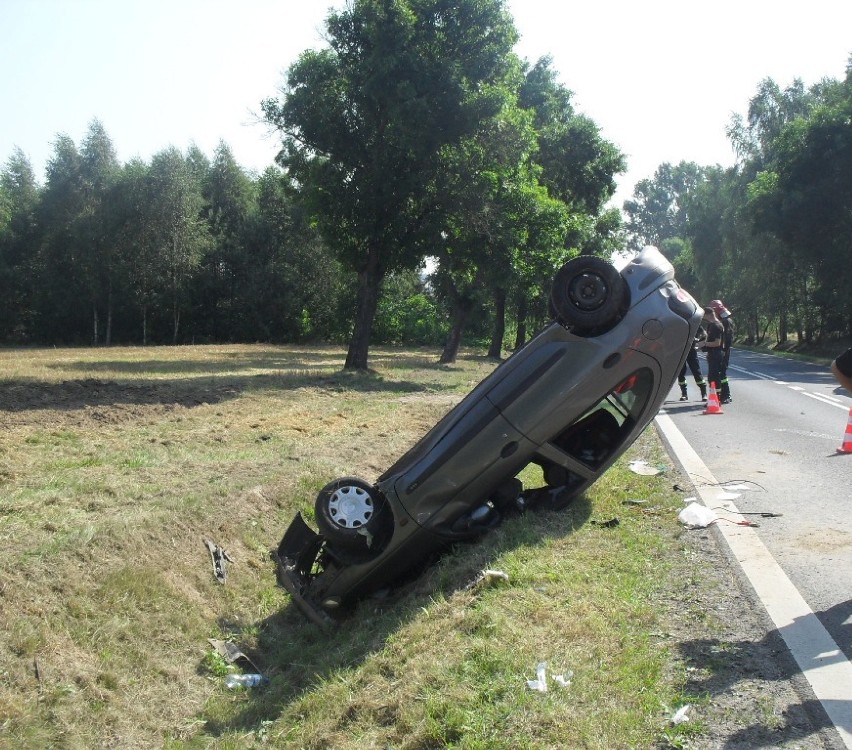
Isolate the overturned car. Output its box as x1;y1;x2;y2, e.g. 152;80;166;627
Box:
276;246;702;626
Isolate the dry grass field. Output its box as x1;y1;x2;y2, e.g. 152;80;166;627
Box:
0;344;832;749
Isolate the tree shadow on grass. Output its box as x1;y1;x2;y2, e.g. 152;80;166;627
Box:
0;370;456;414
197;494;594;739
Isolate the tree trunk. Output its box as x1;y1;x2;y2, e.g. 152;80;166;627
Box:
344;246;384;370
142;305;148;346
172;235;181;345
105;284;113;346
514;295;528;351
92;304;99;346
439;294;472;365
487;287;506;360
173;302;181;345
172;302;180;346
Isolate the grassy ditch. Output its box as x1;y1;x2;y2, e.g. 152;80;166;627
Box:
0;344;710;749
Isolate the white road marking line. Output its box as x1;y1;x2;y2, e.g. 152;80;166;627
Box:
802;392;850;410
724;365;849;410
656;413;852;749
774;428;836;440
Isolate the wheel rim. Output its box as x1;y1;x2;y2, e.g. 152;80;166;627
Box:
328;485;374;529
567;272;608;311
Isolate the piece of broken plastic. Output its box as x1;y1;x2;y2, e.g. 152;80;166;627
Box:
208;639;262;674
466;569;510;591
628;459;662;476
720;483;753;492
552;670;573;687
526;662;548;692
678;502;717;529
204;539;233;582
526;663;572;691
671;704;691;724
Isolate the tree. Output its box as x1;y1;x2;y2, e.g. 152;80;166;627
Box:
724;71;847;343
622;161;706;252
727;77;813;164
144;147;211;344
508;57;624;347
263;0;520;370
520;57;624;216
105;158;153;342
78;119;120;344
0;148;40;341
35;134;88;341
196;141;254;338
429;94;551;364
754;73;852;339
241;167;351;342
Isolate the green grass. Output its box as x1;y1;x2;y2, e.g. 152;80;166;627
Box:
0;343;714;749
736;336;849;365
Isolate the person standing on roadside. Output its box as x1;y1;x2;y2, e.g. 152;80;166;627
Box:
699;306;725;400
831;347;852;392
710;299;734;404
677;325;707;401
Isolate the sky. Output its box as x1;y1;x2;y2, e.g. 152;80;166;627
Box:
2;0;851;208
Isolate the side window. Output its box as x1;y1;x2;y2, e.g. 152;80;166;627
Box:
553;369;654;468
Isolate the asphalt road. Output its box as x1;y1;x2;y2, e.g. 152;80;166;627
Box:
660;347;852;658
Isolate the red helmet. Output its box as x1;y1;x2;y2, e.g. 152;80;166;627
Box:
710;299;731;317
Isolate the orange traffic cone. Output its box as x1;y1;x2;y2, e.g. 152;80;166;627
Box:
838;407;852;454
703;382;723;414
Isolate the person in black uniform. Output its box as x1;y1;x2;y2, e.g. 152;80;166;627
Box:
677;325;707;401
710;299;734;403
699;306;725;399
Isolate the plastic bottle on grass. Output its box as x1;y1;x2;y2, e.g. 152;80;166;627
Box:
225;673;268;688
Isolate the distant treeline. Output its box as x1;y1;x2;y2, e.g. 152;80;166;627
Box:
0;134;352;347
2;1;850;361
0;109;618;354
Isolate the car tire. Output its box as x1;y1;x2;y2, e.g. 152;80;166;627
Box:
315;477;388;552
551;255;628;335
542;462;570;487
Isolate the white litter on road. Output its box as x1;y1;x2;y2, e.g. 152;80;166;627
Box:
678;501;717;529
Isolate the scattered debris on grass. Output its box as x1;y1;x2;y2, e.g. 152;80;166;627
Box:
671;704;691;725
207;639;262;674
526;662;573;692
628;459;665;475
204;539;234;582
465;568;510;590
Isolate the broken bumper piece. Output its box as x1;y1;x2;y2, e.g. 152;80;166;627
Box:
275;512;337;629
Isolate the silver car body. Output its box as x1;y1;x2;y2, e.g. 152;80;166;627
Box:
277;246;702;626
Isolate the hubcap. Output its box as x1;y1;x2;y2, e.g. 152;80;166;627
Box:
568;272;607;311
328;485;373;529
